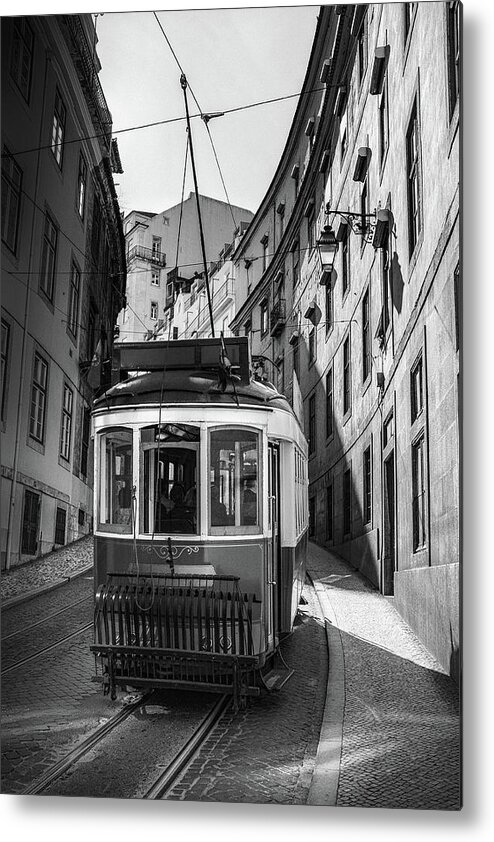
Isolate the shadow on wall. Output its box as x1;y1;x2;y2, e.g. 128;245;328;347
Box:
391;251;404;314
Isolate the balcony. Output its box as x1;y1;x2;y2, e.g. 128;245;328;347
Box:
127;245;167;267
270;299;286;336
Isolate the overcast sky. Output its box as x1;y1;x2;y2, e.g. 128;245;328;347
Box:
95;4;318;218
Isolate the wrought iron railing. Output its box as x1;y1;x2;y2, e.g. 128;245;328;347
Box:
127;245;167;267
270;299;286;335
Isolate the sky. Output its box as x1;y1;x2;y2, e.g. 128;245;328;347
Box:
94;4;318;218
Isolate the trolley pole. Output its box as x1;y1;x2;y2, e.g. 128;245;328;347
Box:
180;73;215;337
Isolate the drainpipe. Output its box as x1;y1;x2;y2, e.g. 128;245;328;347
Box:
5;49;49;570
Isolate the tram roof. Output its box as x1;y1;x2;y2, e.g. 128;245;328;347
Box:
93;368;294;412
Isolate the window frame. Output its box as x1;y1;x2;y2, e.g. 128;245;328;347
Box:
326;483;334;542
362;287;371;384
68;261;81;340
60;382;74;462
308;393;316;455
343;467;352;536
343;332;352;418
10;17;34;102
1;318;11;424
412;433;427;551
207;425;262;536
406;96;423;260
77;152;87;220
55;506;67;545
39;211;58;304
150;300;158;321
363;444;372;525
447;1;461;121
51;87;66;169
29;350;48;444
97;427;134;535
326;366;334;440
2;147;23;254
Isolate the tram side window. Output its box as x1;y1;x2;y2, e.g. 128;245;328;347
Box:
99;429;133;533
209;428;260;533
141;424;199;535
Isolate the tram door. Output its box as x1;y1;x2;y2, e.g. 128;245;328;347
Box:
267;443;280;644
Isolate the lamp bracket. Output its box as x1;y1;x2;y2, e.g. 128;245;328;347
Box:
325;205;377;243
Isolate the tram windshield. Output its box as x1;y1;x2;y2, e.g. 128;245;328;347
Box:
209;428;260;533
140;424;199;535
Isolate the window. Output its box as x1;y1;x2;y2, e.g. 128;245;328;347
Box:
151;270;160;286
291;164;300;197
363;445;372;524
362;288;371;382
447;1;460;118
343;468;351;535
406;99;422;257
276;353;285;394
383;411;394;449
326;484;333;541
380;243;391;338
325;277;333;335
404;3;418;45
78;508;85;527
309;496;316;538
51;88;66;168
209;427;260;533
152;236;162;257
1;319;11;422
340;127;347;164
68;262;80;339
87;302;96;362
357;13;368;88
77;153;87;219
412;435;426;550
341;225;350;297
55;507;67;545
326;367;333;439
307;206;316;253
141;424;199;535
29;352;48;443
308;394;316;455
411;353;424;422
2;148;22;253
261;235;269;272
277;202;285;241
292;239;300;288
309;328;316;366
454;263;461;351
10;17;34;101
60;384;73;461
150;301;158;320
91;194;102;261
99;428;133;533
40;213;58;302
292;334;300;380
379;78;389;168
21;489;40;555
360;178;369;243
343;334;352;416
260;298;268;336
80;405;90;478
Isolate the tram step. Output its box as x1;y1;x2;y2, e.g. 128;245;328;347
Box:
261;665;294;691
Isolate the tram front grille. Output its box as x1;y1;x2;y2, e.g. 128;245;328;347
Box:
93;574;257;657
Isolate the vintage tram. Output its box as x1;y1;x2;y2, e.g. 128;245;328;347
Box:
91;337;308;706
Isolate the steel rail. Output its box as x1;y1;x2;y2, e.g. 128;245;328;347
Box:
2;596;92;642
143;694;231;799
1;622;93;674
22;692;152;795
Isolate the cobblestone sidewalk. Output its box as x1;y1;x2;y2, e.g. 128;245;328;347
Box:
1;536;93;604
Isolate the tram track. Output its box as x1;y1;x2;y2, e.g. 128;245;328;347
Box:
1;622;93;675
21;692;153;795
143;694;230;799
2;595;92;642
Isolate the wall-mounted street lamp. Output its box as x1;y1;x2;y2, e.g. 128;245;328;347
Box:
320;203;392;249
316;223;339;285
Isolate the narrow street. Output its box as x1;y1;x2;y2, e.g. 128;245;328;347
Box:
1;538;460;808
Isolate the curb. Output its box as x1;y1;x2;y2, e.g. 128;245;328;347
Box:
2;563;94;610
307;576;345;807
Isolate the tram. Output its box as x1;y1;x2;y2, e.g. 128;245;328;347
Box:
91;337;309;707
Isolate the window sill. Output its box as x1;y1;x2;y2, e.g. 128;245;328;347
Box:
27;436;45;455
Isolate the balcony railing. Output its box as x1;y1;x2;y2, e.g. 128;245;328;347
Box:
127;245;167;267
270;299;286;336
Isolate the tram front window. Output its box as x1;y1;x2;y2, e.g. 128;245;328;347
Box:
141;424;199;535
209;428;260;533
98;428;133;534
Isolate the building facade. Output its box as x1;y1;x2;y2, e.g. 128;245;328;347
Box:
1;15;126;569
118;194;253;343
231;2;461;681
